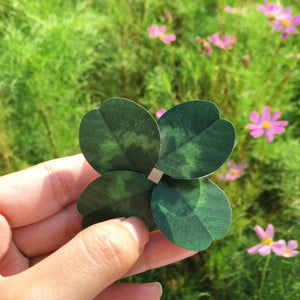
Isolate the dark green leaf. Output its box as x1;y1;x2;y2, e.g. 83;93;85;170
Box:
77;171;156;230
79;98;161;176
151;176;232;251
156;100;235;179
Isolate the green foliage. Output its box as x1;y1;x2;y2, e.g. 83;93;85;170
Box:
1;0;300;298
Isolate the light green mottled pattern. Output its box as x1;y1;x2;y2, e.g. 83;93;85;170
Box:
77;171;156;230
151;176;232;251
79;98;161;176
156;100;235;179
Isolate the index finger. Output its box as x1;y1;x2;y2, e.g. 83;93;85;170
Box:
0;154;99;228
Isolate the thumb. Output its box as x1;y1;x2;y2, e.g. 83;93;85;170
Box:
2;217;150;300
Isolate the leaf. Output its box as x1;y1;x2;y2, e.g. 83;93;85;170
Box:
151;176;232;251
77;171;156;229
79;98;161;176
156;100;235;179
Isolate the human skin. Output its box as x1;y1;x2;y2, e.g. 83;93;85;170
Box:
0;154;197;300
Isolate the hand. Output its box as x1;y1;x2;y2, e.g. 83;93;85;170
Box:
0;154;197;299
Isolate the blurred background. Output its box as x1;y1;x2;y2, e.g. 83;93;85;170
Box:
0;0;299;299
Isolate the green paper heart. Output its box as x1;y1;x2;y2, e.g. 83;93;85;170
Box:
79;98;161;176
77;171;156;229
151;175;232;251
156;100;235;179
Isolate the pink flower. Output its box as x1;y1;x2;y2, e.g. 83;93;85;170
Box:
155;108;166;118
268;8;300;39
219;160;248;181
207;32;236;50
248;224;274;256
195;37;213;56
165;13;172;20
257;1;282;18
272;240;299;257
225;6;243;14
161;34;176;44
147;24;176;44
246;107;288;142
285;53;294;58
225;6;233;12
147;24;166;38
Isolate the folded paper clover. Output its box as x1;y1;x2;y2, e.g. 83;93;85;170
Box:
77;98;235;251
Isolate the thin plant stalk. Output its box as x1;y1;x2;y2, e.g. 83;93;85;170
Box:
168;44;183;103
263;39;283;86
38;103;58;158
267;62;299;106
257;254;271;300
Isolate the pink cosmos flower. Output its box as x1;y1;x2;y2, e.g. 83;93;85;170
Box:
155;108;166;118
246;107;288;142
225;6;233;12
207;32;236;50
161;34;176;44
147;24;167;38
225;6;243;14
257;1;282;18
195;37;213;56
147;24;176;44
165;13;172;20
272;240;299;257
219;160;248;181
248;224;274;256
268;8;300;39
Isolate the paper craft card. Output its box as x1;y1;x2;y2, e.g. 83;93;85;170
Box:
77;98;235;251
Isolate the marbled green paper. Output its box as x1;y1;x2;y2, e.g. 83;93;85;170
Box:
77;98;235;251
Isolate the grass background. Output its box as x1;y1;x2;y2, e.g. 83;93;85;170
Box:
0;0;299;299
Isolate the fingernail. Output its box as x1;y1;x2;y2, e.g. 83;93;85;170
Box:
138;282;163;299
120;216;150;254
153;282;163;297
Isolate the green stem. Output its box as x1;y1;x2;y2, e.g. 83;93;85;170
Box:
201;56;208;98
168;44;183;103
266;62;298;106
263;39;283;85
38;103;58;158
258;254;271;300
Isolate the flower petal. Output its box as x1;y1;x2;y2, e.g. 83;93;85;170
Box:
291;15;300;26
249;111;261;123
160;25;167;35
268;20;278;26
225;173;237;180
261;107;270;121
265;131;274;142
163;34;176;43
265;224;274;238
255;225;267;240
282;31;290;40
246;124;263;130
270;127;285;134
272;239;286;255
288;250;299;257
227;160;236;168
287;240;298;251
257;5;265;13
247;244;263;254
273;120;288;127
250;129;265;138
271;110;280;121
259;245;272;256
277;7;292;19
